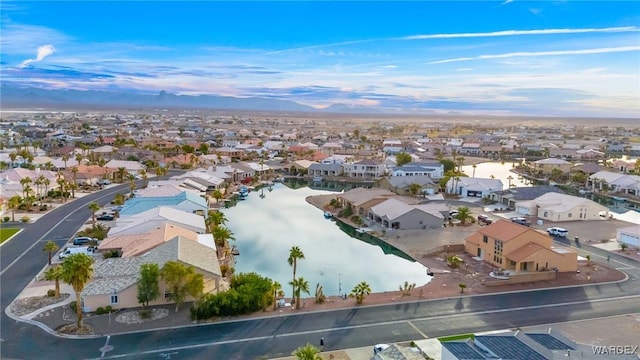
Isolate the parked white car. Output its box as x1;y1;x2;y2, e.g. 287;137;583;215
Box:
547;227;569;237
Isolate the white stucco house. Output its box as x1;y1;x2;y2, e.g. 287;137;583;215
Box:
515;192;609;222
617;224;640;248
446;177;503;198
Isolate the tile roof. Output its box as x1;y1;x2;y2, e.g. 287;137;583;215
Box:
84;236;220;296
466;220;531;243
339;188;395;207
507;242;545;262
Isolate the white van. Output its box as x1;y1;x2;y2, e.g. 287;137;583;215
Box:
547;227;569;237
59;247;90;259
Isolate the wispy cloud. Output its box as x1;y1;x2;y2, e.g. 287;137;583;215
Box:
19;45;56;68
404;26;639;40
501;0;514;6
427;46;640;64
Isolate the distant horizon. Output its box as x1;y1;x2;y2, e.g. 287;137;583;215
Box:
1;1;639;117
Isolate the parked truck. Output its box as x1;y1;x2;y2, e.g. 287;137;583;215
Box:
58;246;91;259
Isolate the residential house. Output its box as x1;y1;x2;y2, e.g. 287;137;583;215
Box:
377;176;438;196
83;236;221;312
465;220;577;273
441;329;600;360
491;186;566;210
309;163;344;179
119;191;208;216
446;177;503;198
342;159;385;179
367;197;447;230
458;143;481;156
107;206;206;236
0;168;59;199
515;193;608;222
391;162;444;179
588;171;640;196
105;159;145;175
532;158;573;175
337;188;395;217
617;224;640;248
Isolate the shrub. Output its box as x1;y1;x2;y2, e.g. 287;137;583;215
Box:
69;301;77;313
105;305;113;313
20;216;30;223
39;205;48;211
96;307;105;315
139;309;151;319
3;216;10;222
47;289;56;297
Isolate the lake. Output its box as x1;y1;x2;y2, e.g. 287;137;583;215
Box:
461;161;532;189
223;184;431;299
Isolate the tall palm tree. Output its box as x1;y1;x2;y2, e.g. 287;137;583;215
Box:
292;343;322;360
289;277;310;310
44;265;64;298
88;202;101;228
272;281;284;310
350;281;372;305
61;153;70;169
8;195;22;222
61;253;94;328
288;246;305;301
19;177;32;199
42;177;51;205
42;240;60;265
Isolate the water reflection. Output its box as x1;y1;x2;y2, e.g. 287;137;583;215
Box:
223;184;431;298
461;161;531;188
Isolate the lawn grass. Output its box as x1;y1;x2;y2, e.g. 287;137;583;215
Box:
438;333;475;342
0;227;21;244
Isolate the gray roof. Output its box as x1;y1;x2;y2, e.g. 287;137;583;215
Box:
495;185;566;200
309;163;343;171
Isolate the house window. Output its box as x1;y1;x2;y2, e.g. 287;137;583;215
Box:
110;295;118;304
164;290;173;300
568;213;572;218
483;235;488;243
493;240;503;264
543;211;548;217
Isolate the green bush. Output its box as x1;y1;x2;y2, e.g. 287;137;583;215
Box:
105;305;113;313
96;307;105;315
20;216;30;223
139;309;151;319
69;301;77;313
3;216;10;223
47;289;56;297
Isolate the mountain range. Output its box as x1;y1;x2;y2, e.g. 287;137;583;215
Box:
0;85;384;114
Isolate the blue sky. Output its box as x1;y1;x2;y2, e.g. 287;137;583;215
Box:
1;1;639;117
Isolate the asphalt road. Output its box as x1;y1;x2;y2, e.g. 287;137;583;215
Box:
2;185;639;360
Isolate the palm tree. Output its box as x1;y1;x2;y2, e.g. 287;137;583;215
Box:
8;195;22;222
42;240;60;265
70;166;79;197
61;153;70;169
289;277;310;310
44;265;64;298
212;190;223;204
458;283;467;293
288;246;305;301
205;210;227;232
292;343;322;360
117;167;127;183
408;183;422;197
455;206;473;225
88;202;101;228
19;177;32;199
212;226;235;248
61;253;94;329
472;164;477;178
350;281;372;305
272;281;284;310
